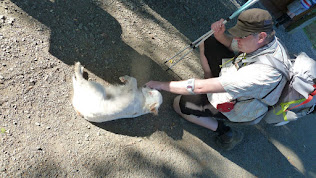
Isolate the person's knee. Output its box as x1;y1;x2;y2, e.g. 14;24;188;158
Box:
173;95;195;122
173;95;182;115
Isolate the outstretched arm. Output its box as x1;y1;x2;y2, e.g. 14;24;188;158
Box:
145;78;225;95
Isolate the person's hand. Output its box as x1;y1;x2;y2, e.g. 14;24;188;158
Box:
211;18;225;36
145;81;163;90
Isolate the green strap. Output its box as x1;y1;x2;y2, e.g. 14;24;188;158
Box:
219;53;247;68
275;98;306;121
219;57;234;68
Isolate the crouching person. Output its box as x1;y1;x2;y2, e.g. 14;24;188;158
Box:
146;9;292;150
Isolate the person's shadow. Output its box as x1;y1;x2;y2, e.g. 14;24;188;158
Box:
11;0;183;139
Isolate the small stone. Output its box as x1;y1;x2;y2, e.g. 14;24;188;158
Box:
85;134;90;141
29;79;36;85
8;18;15;25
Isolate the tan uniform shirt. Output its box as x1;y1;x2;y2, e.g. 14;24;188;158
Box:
207;37;292;122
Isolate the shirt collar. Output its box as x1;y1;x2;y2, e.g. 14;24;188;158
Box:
242;37;278;63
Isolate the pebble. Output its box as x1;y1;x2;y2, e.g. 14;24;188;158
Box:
29;79;36;85
0;15;4;19
8;18;15;25
85;134;90;141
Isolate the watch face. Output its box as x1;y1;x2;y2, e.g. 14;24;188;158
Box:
186;79;195;94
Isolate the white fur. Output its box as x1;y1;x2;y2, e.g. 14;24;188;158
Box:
72;62;163;122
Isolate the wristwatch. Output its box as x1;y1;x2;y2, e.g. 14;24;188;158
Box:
186;78;195;94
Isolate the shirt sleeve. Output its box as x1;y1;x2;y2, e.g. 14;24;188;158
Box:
219;64;283;100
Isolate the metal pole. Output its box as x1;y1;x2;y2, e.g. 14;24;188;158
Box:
164;0;260;70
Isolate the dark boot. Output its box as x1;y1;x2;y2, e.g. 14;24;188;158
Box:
215;128;244;151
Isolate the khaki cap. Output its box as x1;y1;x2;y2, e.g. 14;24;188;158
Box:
228;8;274;38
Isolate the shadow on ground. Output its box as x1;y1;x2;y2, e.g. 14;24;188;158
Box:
11;0;184;139
91;91;183;140
184;115;316;177
11;0;315;177
11;0;167;82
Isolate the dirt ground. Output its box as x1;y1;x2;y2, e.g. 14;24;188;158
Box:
0;0;213;177
1;0;315;177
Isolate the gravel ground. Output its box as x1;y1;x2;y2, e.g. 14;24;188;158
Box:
1;0;315;177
